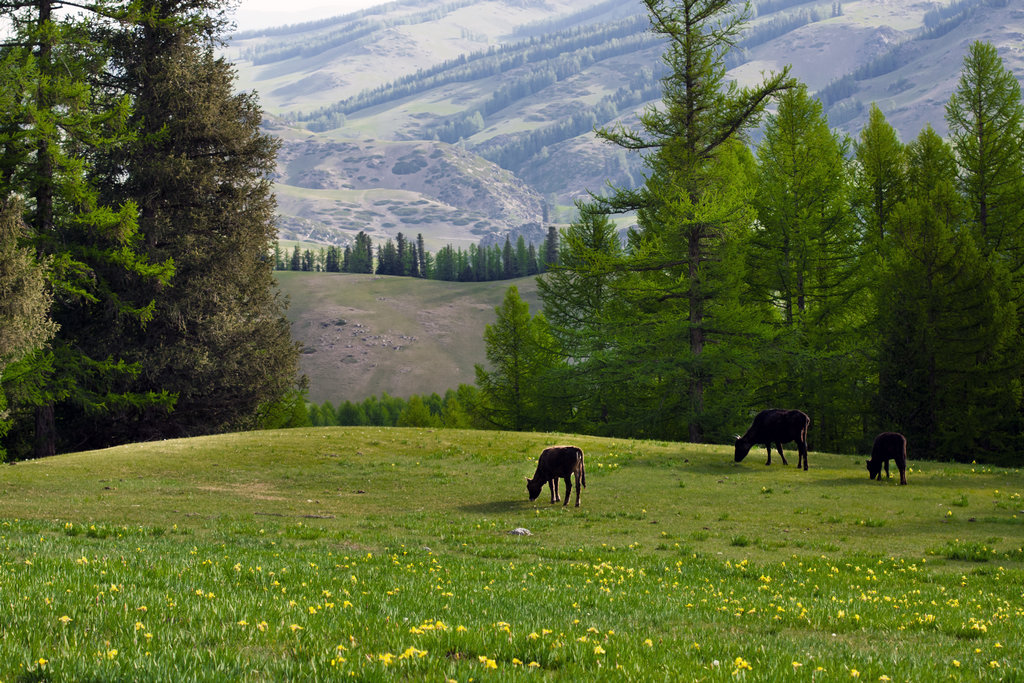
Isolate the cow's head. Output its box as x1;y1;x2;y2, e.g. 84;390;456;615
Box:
526;477;544;500
866;459;882;480
734;436;751;462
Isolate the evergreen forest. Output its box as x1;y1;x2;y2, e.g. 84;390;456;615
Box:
0;0;303;460
465;1;1024;467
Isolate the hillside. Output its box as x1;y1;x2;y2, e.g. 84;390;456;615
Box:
225;0;1024;253
0;427;1021;677
277;271;540;403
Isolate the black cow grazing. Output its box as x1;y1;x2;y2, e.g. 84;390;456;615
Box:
867;432;908;485
526;445;586;507
734;409;811;470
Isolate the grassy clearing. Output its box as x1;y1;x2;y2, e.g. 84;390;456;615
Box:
1;428;1021;680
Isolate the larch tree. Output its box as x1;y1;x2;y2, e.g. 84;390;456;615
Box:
0;0;174;458
474;286;563;431
876;126;1018;460
852;103;907;249
747;83;864;451
589;0;793;441
537;203;625;434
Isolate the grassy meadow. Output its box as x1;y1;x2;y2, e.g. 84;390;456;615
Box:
0;427;1021;680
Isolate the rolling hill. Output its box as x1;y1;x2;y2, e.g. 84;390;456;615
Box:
225;0;1024;254
276;271;540;403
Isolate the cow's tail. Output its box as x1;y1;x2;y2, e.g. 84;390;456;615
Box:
579;448;586;488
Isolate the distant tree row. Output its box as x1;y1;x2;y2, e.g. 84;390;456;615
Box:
274;228;560;282
818;0;993;111
305;387;484;429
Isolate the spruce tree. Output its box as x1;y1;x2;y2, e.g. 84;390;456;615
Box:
87;0;300;443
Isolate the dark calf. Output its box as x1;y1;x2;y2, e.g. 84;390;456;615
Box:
867;432;907;485
734;409;811;470
526;446;586;507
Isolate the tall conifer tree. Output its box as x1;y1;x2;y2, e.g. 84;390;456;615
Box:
589;0;793;441
748;84;863;450
0;0;174;457
87;0;300;443
877;127;1018;460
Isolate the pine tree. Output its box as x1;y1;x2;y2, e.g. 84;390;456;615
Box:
85;0;301;443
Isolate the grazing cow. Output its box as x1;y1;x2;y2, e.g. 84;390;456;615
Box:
526;445;586;507
734;409;811;470
866;432;908;485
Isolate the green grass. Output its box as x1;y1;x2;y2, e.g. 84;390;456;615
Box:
1;427;1022;680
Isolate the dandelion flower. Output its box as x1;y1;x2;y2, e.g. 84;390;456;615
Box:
594;645;606;655
58;615;72;624
850;669;860;678
289;624;303;632
644;639;654;647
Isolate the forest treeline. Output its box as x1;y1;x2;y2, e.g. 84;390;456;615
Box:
275;228;560;282
331;2;1024;467
0;0;303;460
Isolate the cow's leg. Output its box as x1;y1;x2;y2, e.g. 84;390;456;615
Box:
765;445;772;465
548;478;559;503
573;470;581;507
562;476;572;506
798;440;808;470
884;460;890;479
776;442;788;466
898;463;907;485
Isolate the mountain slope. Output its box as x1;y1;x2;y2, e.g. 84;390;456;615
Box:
277;271;540;403
226;0;1024;248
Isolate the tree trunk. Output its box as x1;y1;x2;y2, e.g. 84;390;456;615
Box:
34;403;56;458
688;227;704;442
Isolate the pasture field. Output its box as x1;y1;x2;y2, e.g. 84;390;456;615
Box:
0;427;1022;680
